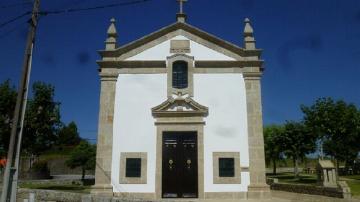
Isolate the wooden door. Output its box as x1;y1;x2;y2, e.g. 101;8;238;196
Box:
162;131;198;198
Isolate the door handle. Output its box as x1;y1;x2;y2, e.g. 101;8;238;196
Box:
169;159;174;170
186;159;191;169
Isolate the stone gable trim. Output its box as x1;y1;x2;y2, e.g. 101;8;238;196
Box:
98;22;262;59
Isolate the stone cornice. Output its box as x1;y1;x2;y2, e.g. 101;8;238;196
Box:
242;72;263;79
97;60;166;68
99;72;118;81
98;22;262;58
97;60;263;69
195;60;263;68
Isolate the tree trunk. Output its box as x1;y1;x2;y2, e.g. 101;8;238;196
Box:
29;154;35;169
294;155;299;178
82;168;85;181
29;156;32;169
335;158;339;180
272;158;277;175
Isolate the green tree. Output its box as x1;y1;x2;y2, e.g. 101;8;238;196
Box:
22;82;62;157
58;121;81;146
264;125;285;175
66;141;96;180
282;121;317;177
0;80;17;156
301;97;360;169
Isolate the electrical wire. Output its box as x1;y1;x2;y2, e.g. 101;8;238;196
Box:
39;0;151;15
0;1;32;9
0;22;27;39
0;0;152;38
0;11;31;29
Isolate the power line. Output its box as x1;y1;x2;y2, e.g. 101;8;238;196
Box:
58;0;89;10
0;1;32;9
0;21;27;39
39;0;151;15
0;0;152;30
0;11;31;29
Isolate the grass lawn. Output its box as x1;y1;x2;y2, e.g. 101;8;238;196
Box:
19;183;91;193
267;172;317;185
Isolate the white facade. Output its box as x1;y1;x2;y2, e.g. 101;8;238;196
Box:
126;35;236;61
196;74;250;192
111;35;250;193
112;74;166;193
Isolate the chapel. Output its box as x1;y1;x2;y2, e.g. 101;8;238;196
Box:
92;1;269;200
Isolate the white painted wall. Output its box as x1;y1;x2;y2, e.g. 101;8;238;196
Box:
112;74;167;193
112;73;250;193
194;74;250;192
125;35;236;61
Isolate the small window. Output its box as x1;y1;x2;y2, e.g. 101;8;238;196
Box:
126;158;141;177
219;158;235;177
172;61;188;89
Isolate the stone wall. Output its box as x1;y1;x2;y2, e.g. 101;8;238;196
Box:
17;189;84;202
269;183;344;198
47;158;94;176
19;156;95;178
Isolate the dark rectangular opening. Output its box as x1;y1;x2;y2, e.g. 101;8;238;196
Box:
219;158;234;177
126;158;141;177
162;131;198;198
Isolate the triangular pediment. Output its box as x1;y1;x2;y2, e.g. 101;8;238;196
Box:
125;35;235;61
152;94;208;118
99;22;261;60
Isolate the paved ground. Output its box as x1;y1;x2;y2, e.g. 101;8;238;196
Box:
10;189;360;201
270;191;360;202
87;191;360;202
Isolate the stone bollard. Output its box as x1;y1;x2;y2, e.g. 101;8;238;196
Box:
29;193;35;202
338;181;352;199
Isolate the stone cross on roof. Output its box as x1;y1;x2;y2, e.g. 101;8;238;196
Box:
177;0;187;14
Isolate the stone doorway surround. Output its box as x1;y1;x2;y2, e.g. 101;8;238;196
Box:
156;125;203;199
152;95;208;199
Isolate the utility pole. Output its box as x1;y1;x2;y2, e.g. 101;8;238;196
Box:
1;0;40;201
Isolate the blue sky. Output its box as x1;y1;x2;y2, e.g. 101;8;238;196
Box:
1;0;360;141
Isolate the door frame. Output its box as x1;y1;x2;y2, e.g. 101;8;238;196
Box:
155;122;205;199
